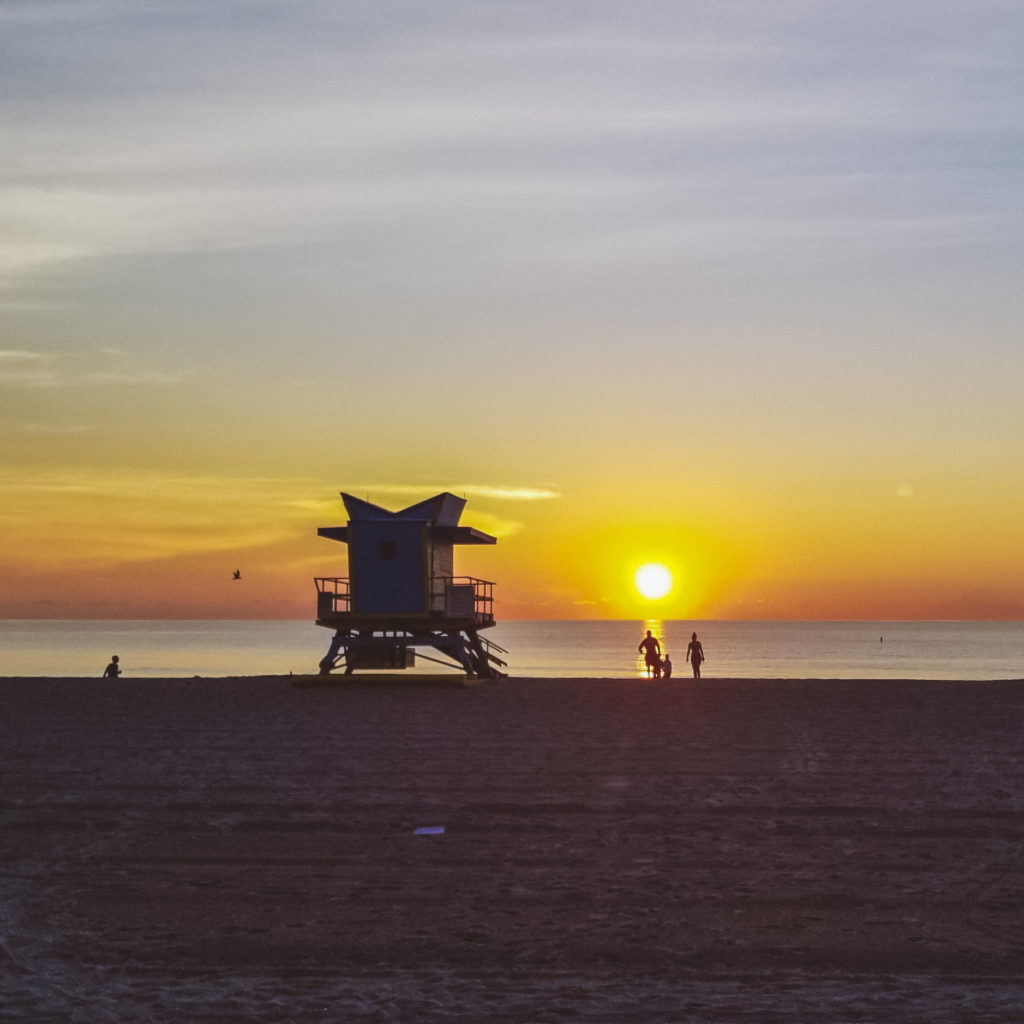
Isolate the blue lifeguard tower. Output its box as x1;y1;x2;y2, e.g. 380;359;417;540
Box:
314;491;507;679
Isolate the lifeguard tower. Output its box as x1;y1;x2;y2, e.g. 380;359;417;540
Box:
314;491;507;679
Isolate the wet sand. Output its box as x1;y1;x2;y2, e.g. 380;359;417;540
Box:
2;676;1024;1022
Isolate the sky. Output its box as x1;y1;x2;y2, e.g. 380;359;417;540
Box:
2;0;1023;621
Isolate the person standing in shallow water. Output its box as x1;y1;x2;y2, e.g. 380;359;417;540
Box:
686;633;705;679
638;630;662;677
103;655;121;678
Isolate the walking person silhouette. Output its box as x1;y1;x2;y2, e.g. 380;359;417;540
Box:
638;629;662;678
686;632;705;679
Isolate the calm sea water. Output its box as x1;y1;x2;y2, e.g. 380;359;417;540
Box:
1;619;1022;680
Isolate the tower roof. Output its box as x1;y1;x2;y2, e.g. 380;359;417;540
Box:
318;492;496;544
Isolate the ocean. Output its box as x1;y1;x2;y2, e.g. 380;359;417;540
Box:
1;619;1023;680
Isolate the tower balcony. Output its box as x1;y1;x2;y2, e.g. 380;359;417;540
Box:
314;576;495;627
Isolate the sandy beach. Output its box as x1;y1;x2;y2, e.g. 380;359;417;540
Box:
2;676;1024;1022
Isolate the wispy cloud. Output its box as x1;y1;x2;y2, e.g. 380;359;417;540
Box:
1;470;316;501
0;349;51;360
455;485;560;502
0;372;56;388
0;469;325;564
0;349;56;385
0;349;192;388
15;422;96;435
84;369;192;385
333;484;560;503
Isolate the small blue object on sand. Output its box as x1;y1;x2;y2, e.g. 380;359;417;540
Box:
414;826;445;835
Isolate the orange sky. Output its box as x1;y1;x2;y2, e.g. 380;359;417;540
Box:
3;4;1023;621
2;463;1023;620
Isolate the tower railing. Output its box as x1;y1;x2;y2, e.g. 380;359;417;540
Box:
314;576;494;624
430;576;495;623
315;576;351;615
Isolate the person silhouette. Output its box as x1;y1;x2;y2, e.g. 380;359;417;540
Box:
662;653;673;679
103;655;121;678
638;630;662;677
686;632;705;679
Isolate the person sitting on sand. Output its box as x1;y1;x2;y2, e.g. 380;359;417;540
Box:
638;630;661;677
662;654;673;679
103;655;121;678
686;633;704;679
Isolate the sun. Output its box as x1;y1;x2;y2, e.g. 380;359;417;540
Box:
634;562;673;601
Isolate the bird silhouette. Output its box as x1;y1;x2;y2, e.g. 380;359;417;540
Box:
232;570;241;580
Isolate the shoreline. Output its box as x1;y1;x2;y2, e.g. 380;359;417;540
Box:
4;674;1024;683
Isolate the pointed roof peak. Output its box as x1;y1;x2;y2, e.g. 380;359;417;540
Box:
340;491;467;527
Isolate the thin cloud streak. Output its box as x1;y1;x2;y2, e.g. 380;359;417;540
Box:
15;423;96;435
333;484;560;503
0;350;193;389
0;349;52;360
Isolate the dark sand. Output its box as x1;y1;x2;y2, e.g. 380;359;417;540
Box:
2;676;1024;1022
